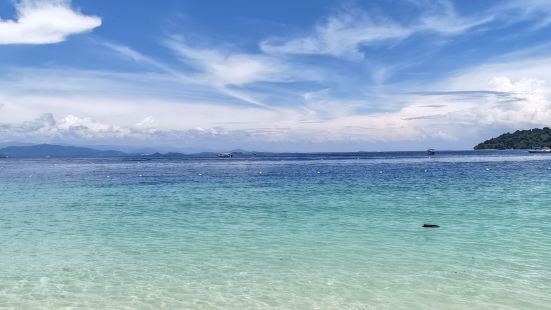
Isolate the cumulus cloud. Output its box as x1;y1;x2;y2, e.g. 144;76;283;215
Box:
1;113;116;139
393;77;551;140
0;0;101;45
0;111;403;147
0;113;269;150
0;113;163;142
289;75;551;145
479;77;550;125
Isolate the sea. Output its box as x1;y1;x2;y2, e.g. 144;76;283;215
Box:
1;151;550;309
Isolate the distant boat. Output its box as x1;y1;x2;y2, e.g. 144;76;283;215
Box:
216;153;233;158
427;148;436;155
528;147;551;154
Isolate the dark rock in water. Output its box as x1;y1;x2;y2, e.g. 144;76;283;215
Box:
422;224;440;228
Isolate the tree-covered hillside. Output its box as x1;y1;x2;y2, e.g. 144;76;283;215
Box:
474;127;551;150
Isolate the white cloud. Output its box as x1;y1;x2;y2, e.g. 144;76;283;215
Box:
102;42;185;76
498;0;551;28
391;75;551;142
166;38;281;85
0;0;101;45
101;40;277;107
460;76;551;127
419;0;495;35
306;77;550;147
260;9;412;59
260;3;492;59
1;74;549;151
0;113;141;141
380;54;551;135
163;37;324;107
259;0;551;60
445;57;551;91
3;59;551;151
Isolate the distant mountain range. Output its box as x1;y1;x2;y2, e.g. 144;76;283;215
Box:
0;144;128;158
0;144;245;158
1;143;481;158
474;127;551;150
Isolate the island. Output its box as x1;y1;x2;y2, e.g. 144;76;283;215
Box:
474;127;551;150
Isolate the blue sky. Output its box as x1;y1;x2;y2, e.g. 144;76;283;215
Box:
1;0;551;152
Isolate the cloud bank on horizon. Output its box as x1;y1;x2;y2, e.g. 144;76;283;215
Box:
1;0;551;151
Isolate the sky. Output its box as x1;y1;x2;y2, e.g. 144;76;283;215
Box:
1;0;551;152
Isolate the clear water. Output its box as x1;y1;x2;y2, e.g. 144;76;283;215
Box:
1;151;550;309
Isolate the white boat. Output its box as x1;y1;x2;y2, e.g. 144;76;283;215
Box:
216;153;233;158
528;147;551;153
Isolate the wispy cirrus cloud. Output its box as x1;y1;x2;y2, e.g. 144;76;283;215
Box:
259;2;492;59
105;39;285;107
0;0;101;45
165;38;280;107
154;37;323;107
259;0;551;60
260;8;412;59
497;0;551;28
165;37;283;86
102;42;181;76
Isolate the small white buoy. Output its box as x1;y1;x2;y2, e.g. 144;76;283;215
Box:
259;171;262;174
424;169;428;172
198;173;203;176
485;168;490;171
379;171;383;174
138;174;143;177
317;171;321;174
107;175;110;178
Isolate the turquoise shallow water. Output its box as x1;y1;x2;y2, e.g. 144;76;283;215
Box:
1;151;551;309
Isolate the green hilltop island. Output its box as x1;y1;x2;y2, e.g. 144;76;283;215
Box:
474;127;551;150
